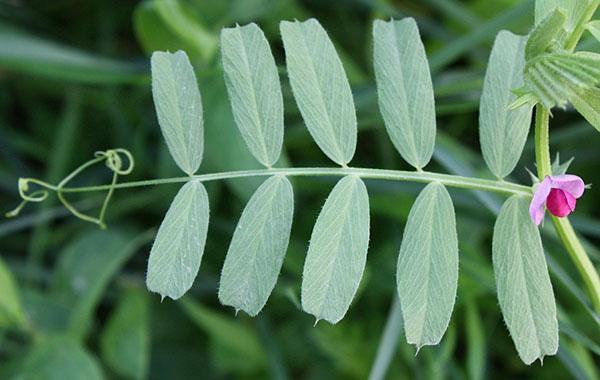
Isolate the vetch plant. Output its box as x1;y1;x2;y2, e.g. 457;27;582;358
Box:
6;0;600;366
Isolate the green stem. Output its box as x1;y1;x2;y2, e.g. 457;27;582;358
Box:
44;167;530;197
534;105;600;312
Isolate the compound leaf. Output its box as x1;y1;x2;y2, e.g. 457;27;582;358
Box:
493;196;558;365
221;23;284;167
219;175;294;316
373;18;436;170
280;19;357;166
147;180;210;300
301;175;369;324
396;182;458;349
480;31;532;179
151;50;204;175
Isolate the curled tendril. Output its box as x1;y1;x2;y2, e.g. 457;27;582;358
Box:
6;148;135;228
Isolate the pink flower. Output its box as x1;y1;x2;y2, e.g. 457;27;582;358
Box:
529;175;585;225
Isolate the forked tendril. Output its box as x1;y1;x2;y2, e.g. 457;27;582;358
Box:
5;148;134;229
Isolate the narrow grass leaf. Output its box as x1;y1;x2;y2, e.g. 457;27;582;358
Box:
280;19;357;166
480;31;532;179
396;182;458;349
151;50;204;175
100;288;150;380
221;23;284;167
373;18;436;169
219;175;294;316
301;175;369;324
0;257;26;328
147;180;210;300
492;196;558;365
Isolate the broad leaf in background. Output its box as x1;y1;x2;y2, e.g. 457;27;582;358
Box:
493;196;558;364
280;18;357;166
302;175;370;324
221;23;284;167
179;298;266;373
396;182;458;348
479;31;532;179
134;0;218;65
373;18;437;170
151;50;204;175
18;335;103;380
147;180;210;300
100;288;150;380
0;24;146;84
0;256;26;328
219;175;294;316
52;229;141;340
568;86;600;132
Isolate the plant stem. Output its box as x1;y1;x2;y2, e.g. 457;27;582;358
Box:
47;167;531;197
534;105;600;312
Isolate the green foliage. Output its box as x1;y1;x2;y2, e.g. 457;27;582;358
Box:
280;19;357;166
302;175;370;324
100;288;150;379
151;50;204;175
373;18;436;170
219;175;294;316
146;180;210;300
221;23;284;167
0;256;26;328
479;30;532;178
396;182;458;349
493;196;558;364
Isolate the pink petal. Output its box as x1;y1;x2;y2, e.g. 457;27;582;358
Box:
529;176;552;225
549;174;585;198
546;188;576;217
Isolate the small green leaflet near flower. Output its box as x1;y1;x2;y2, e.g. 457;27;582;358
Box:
151;50;204;175
280;19;357;166
219;175;294;316
396;182;458;349
221;23;284;167
527;8;567;60
302;175;369;324
586;20;600;42
479;31;532;179
535;0;590;33
147;180;210;300
373;18;436;170
493;196;558;365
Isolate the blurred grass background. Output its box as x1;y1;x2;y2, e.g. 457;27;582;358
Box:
0;0;599;379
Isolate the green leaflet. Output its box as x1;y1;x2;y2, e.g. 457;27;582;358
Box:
0;256;26;328
492;196;558;365
280;19;357;166
535;0;590;32
373;18;436;170
147;180;210;300
586;20;600;41
219;175;294;316
569;86;600;132
301;175;370;324
526;8;567;60
479;31;532;179
396;182;458;349
151;50;204;175
100;288;150;380
523;52;600;109
221;23;284;167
